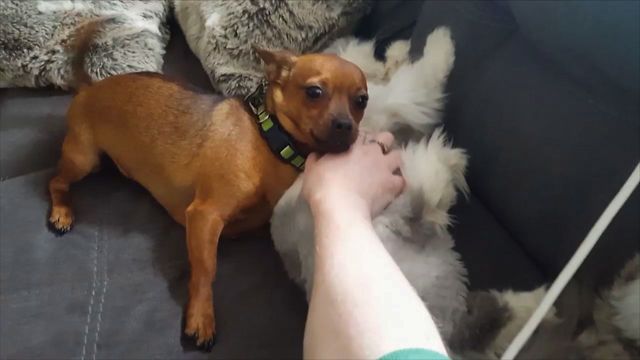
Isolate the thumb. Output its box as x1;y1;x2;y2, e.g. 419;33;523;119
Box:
305;153;318;168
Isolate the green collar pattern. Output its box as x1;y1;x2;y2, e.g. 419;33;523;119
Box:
244;84;306;171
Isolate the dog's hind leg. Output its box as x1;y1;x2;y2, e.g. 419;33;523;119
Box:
48;123;99;234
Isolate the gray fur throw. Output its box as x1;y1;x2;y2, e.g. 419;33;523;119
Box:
174;0;371;96
0;0;170;89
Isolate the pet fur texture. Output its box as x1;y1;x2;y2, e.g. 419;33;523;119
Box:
469;255;640;359
173;0;371;97
270;27;470;343
577;254;640;359
0;0;169;89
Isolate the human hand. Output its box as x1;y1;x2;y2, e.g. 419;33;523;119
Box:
302;132;405;221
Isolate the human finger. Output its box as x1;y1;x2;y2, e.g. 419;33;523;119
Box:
373;131;395;149
389;174;405;197
384;149;403;171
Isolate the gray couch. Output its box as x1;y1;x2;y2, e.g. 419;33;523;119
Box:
1;1;638;359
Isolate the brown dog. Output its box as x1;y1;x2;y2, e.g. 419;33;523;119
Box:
48;25;368;350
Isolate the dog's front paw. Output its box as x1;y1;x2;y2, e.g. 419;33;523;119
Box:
421;27;455;80
383;40;410;80
48;206;74;235
182;304;216;352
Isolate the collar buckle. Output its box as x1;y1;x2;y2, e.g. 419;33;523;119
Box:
244;82;266;115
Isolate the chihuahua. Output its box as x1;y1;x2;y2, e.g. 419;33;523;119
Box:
48;21;368;351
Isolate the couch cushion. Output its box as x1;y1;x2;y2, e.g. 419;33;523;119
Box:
354;0;425;59
450;194;545;291
0;88;70;180
508;0;640;95
0;170;307;359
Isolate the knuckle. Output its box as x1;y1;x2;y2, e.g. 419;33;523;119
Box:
379;131;395;143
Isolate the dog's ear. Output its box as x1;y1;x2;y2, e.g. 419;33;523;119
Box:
253;45;298;84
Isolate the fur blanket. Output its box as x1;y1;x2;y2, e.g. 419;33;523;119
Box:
174;0;371;96
0;0;169;89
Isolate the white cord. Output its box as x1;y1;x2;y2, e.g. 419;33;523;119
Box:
501;163;640;360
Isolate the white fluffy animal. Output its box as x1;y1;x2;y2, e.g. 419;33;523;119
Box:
270;27;470;342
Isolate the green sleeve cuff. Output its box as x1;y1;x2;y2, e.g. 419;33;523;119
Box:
378;348;450;360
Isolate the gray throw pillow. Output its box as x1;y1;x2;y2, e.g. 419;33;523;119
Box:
0;0;170;89
174;0;371;97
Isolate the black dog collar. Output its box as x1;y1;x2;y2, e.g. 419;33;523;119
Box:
244;84;306;171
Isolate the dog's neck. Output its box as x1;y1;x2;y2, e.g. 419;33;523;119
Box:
244;84;308;171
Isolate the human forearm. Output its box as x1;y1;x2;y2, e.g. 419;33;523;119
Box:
304;207;448;359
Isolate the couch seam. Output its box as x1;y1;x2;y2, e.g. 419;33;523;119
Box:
0;260;186;302
92;221;109;360
80;226;100;360
457;186;551;286
443;22;551;283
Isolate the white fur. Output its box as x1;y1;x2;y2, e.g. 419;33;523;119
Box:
383;40;411;80
487;287;558;357
95;12;163;40
491;255;640;359
609;255;640;345
363;27;455;135
611;279;640;345
271;27;467;341
205;12;221;28
575;254;640;359
37;0;87;13
401;131;469;230
323;37;386;83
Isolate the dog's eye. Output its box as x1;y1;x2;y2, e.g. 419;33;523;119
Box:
305;86;323;99
355;94;368;109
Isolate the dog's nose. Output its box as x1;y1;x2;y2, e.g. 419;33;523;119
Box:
331;118;353;133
